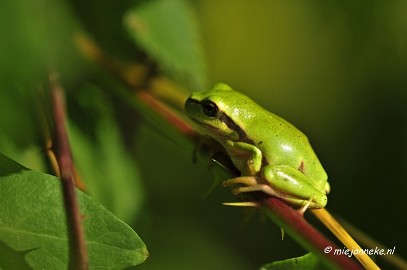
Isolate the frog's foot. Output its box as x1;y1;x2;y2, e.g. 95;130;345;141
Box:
223;176;281;198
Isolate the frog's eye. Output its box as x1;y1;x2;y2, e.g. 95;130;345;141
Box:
202;100;218;117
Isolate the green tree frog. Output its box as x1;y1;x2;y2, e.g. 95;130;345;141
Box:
185;83;330;209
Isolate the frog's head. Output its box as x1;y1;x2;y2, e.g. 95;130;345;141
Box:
185;83;253;142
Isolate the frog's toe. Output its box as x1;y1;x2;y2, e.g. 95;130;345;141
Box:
231;184;279;197
222;176;258;187
324;182;331;194
297;197;313;215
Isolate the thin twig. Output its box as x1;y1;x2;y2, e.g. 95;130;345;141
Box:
74;33;150;89
137;91;195;136
50;73;88;270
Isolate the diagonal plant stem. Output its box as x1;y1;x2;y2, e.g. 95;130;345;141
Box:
49;73;88;270
262;197;362;269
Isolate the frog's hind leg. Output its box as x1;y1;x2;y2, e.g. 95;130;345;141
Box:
223;176;322;211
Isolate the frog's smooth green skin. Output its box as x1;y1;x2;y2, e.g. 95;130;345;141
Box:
185;83;330;209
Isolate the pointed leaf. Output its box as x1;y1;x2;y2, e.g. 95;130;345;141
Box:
0;153;148;269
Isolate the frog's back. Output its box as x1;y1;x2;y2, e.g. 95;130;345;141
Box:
248;109;328;191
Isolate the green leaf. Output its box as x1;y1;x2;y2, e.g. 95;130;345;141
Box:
124;0;207;89
260;253;326;270
0;153;148;269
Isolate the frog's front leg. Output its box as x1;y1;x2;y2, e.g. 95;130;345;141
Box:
224;140;262;176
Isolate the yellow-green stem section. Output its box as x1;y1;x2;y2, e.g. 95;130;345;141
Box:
311;208;379;270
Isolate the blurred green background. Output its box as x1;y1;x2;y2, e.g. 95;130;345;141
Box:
1;0;406;269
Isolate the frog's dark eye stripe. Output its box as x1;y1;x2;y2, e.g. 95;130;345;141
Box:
219;112;253;144
202;100;218;117
186;97;253;143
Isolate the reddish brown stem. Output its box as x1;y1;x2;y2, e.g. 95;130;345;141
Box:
137;91;195;136
50;73;88;270
262;197;363;270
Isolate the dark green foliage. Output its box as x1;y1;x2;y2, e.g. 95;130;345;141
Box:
0;154;148;269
